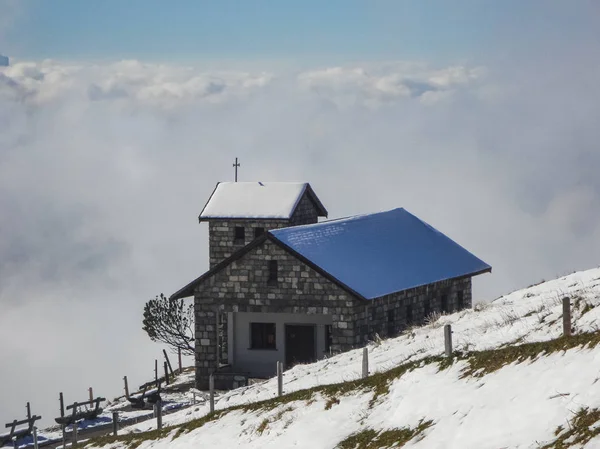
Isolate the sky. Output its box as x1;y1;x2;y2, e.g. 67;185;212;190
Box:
1;0;600;431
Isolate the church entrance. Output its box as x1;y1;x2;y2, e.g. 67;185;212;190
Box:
285;324;316;369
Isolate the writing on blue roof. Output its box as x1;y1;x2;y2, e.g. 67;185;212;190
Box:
269;208;491;299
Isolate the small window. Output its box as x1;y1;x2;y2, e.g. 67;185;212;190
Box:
254;227;265;238
441;294;449;313
424;299;431;318
234;226;245;243
387;309;395;337
457;291;464;310
268;260;278;285
387;309;395;322
406;304;413;324
250;323;276;349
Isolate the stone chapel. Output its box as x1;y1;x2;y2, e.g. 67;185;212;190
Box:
171;181;491;389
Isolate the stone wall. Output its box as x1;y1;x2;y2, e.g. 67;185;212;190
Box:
354;277;472;343
194;238;359;389
208;219;289;269
290;192;321;226
207;192;322;269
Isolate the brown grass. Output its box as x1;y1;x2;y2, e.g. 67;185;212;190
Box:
335;419;433;449
540;407;600;448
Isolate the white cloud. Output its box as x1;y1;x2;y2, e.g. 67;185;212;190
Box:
297;63;484;108
0;55;599;427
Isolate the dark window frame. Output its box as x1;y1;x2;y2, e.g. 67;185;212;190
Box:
249;322;276;350
423;299;431;319
234;226;245;244
441;294;449;313
254;227;265;239
406;304;413;324
267;260;278;286
387;309;395;337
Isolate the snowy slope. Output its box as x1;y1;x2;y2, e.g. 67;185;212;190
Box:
84;267;600;447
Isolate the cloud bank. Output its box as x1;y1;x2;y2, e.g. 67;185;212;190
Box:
0;55;599;425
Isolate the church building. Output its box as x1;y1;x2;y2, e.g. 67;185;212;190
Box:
171;181;491;390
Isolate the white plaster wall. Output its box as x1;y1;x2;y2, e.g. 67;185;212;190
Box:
230;312;332;377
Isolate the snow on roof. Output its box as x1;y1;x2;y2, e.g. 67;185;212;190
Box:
270;208;491;299
199;182;325;220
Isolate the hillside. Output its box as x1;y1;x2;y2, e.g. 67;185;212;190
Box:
52;268;600;447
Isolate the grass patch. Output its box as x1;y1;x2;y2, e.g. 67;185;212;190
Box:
325;397;340;410
457;331;600;378
84;409;230;449
541;407;600;448
236;356;446;414
85;332;600;449
581;302;594;316
256;418;269;435
82;427;173;449
254;406;294;435
173;409;229;438
336;419;433;449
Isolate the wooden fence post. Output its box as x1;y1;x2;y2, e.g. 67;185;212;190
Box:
112;411;119;436
33;426;39;449
362;347;369;378
209;375;215;413
277;361;283;397
563;297;572;336
155;359;158;382
26;402;31;421
61;424;66;449
89;387;94;405
72;421;78;445
163;349;175;377
444;324;453;358
178;347;183;374
59;393;65;418
155;400;162;430
123;376;129;399
164;361;170;385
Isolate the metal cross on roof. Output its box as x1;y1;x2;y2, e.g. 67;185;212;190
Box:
233;157;240;182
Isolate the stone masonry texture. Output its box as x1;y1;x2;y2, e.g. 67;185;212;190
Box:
194;239;358;389
195;188;473;390
194;234;472;389
207;191;321;269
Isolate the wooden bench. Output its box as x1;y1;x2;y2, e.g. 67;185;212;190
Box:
54;397;106;426
127;379;162;409
0;404;41;447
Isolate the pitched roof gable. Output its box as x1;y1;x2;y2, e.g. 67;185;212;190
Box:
171;208;491;301
198;182;327;221
269;208;491;299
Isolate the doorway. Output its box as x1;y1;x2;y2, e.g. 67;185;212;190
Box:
285;324;316;368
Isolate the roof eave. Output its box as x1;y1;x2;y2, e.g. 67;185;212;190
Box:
305;183;328;218
199;216;291;222
366;266;493;300
198;182;221;223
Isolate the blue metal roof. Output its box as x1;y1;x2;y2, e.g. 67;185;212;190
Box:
269;208;491;300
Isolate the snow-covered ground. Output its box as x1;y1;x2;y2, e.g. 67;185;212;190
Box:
77;266;600;449
123;267;600;430
4;369;199;448
9;267;600;448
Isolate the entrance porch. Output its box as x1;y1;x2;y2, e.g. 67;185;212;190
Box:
225;312;333;379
